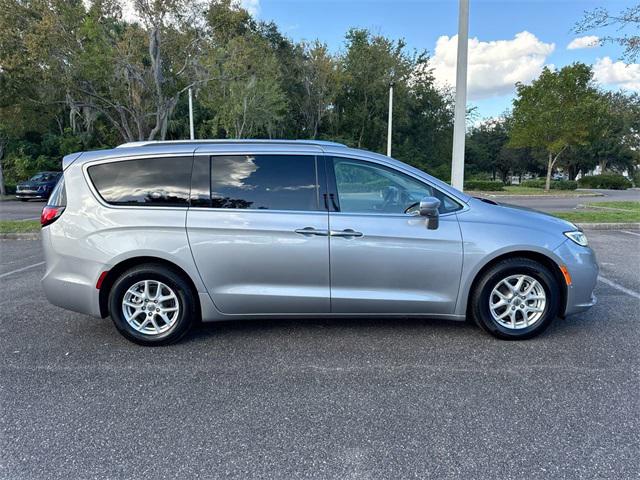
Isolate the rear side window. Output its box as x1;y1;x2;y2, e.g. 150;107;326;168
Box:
47;176;66;207
88;157;192;206
211;155;319;211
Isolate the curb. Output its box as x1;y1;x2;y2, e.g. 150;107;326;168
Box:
478;193;604;198
577;222;640;231
0;232;41;240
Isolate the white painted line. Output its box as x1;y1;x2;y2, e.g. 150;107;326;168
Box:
598;275;640;300
621;230;640;238
0;261;45;279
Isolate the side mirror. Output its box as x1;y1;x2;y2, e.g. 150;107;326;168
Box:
419;196;441;230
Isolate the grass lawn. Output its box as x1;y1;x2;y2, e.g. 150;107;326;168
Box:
583;201;640;212
553;201;640;223
469;186;592;196
0;220;40;234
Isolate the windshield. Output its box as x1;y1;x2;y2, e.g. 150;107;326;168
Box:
29;173;58;182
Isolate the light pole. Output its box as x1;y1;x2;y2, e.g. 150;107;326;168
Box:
451;0;469;190
387;81;394;157
188;87;195;140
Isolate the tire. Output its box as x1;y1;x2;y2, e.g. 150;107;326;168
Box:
108;263;196;346
470;258;560;340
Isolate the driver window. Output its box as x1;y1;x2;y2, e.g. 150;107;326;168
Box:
332;158;462;214
333;158;432;214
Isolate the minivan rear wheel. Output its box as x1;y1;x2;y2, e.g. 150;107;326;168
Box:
108;264;196;346
470;258;560;340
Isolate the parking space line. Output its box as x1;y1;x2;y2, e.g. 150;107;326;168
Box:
621;230;640;238
598;275;640;300
0;261;45;279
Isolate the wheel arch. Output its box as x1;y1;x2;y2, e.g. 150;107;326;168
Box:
463;250;568;318
98;256;201;320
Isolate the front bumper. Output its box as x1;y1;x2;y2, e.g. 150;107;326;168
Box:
16;191;48;200
554;239;599;316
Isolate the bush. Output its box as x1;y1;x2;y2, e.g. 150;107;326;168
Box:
520;179;546;189
464;180;504;191
552;180;578;190
578;174;632;190
4;183;17;195
520;179;578;190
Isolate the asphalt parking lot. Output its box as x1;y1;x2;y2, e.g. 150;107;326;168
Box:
1;231;639;479
0;200;44;221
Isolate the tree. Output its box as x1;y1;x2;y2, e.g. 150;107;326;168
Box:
198;3;287;139
509;64;601;191
465;118;509;180
296;41;340;139
334;29;415;150
574;4;639;62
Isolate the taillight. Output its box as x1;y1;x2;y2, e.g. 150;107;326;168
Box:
41;206;65;227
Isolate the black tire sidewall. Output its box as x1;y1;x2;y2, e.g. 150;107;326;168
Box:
109;265;195;346
472;259;560;340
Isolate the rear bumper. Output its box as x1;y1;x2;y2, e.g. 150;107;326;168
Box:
554;240;599;316
41;228;103;318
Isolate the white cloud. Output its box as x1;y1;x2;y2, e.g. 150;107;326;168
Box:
593;57;640;91
567;35;600;50
431;31;555;100
239;0;260;16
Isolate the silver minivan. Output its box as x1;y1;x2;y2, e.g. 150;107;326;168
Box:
41;140;598;345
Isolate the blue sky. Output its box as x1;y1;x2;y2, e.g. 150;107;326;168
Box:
250;0;639;119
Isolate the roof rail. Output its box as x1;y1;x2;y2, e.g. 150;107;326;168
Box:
116;139;348;149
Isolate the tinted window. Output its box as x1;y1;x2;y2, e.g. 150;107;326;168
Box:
211;155;319;211
88;157;192;206
332;158;461;214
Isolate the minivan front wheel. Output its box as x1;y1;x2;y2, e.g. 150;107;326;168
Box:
108;264;196;346
470;258;560;340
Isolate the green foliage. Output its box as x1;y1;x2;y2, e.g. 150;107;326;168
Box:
520;179;578;190
578;174;632;190
464;180;505;191
0;1;637;196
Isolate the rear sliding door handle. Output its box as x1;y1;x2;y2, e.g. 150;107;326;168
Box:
330;229;363;238
294;227;329;236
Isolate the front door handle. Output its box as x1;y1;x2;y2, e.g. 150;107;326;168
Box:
294;227;329;236
330;229;363;238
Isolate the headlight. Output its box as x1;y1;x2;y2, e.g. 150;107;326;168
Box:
564;230;588;247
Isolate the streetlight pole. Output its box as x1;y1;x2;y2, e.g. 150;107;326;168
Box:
188;87;195;140
451;0;469;190
387;82;394;157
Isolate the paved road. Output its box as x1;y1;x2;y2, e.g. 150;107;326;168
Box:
0;200;44;221
1;232;639;479
485;188;640;212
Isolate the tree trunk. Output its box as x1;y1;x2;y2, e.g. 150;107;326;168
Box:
0;143;6;196
545;152;553;192
598;159;607;174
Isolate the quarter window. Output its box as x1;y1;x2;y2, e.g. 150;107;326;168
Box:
332;157;461;214
211;155;319;211
88;157;192;206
